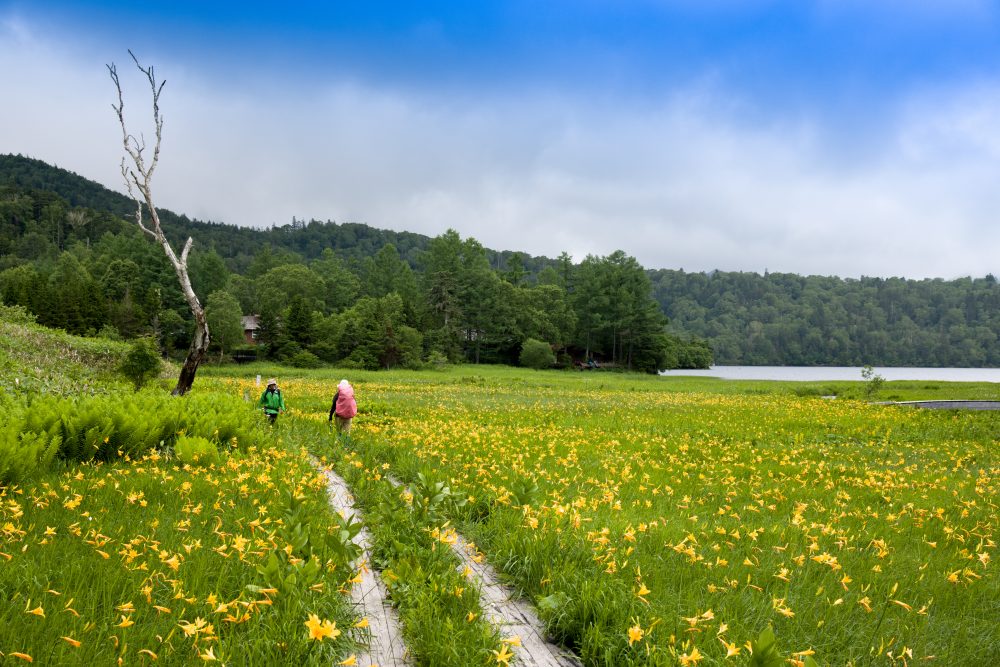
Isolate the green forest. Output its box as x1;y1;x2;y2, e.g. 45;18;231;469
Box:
651;269;1000;366
0;154;710;373
4;153;998;370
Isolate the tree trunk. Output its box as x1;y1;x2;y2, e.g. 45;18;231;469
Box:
157;233;209;395
174;312;208;395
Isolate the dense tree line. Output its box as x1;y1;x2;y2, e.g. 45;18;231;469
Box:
0;155;706;372
0;154;556;274
9;153;999;369
650;269;1000;367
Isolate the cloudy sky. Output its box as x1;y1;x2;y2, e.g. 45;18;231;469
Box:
2;1;1000;279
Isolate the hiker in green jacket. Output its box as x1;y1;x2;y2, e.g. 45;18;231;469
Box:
258;378;286;424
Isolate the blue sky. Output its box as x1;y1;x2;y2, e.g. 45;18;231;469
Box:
3;0;1000;278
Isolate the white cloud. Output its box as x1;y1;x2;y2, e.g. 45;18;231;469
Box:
2;17;999;279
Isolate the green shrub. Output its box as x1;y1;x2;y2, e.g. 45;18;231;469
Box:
120;337;163;390
97;324;123;341
0;392;264;479
519;338;555;369
173;434;222;466
425;350;449;368
286;349;323;368
861;364;885;399
0;303;37;325
0;413;61;483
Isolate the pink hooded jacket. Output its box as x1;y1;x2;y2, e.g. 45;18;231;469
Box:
333;380;358;419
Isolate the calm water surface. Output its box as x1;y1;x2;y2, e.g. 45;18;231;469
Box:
659;366;1000;382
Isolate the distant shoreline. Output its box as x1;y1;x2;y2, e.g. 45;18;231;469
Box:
659;366;1000;382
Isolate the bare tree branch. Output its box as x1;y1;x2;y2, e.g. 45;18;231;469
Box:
120;158;155;238
109;50;209;396
180;236;194;265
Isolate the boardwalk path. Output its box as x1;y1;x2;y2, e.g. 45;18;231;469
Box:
451;531;582;667
319;463;411;667
389;475;582;667
319;456;582;666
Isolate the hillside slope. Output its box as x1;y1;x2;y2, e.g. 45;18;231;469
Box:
0;305;133;396
0;153;551;271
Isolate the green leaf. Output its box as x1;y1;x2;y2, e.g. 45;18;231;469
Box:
749;626;785;667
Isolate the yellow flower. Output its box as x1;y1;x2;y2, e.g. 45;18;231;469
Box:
305;614;341;641
138;649;158;660
116;615;135;628
338;656;357;666
492;643;514;666
628;624;644;646
354;617;369;628
679;646;703;665
719;638;740;657
26;605;45;618
9;653;33;662
61;636;82;647
200;647;217;661
178;617;208;637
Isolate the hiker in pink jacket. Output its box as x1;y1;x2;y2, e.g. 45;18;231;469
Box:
328;379;358;434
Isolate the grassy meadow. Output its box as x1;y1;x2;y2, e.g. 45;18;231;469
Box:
203;365;998;665
0;319;365;665
2;318;997;665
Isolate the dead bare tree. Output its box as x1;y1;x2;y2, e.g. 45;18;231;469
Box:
109;50;209;396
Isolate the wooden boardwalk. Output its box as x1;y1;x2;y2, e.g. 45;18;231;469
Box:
452;532;582;667
320;464;411;667
389;475;582;667
316;458;582;666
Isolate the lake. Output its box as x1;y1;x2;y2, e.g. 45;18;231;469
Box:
658;366;1000;382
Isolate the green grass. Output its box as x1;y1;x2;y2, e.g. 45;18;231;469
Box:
0;443;361;664
231;366;999;666
0;319;364;665
0;316;132;397
4;316;999;666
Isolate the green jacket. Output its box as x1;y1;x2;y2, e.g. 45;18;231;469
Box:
258;388;286;415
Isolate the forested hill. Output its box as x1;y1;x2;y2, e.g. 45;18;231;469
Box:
0;154;548;273
1;154;710;372
3;153;998;369
650;269;1000;367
